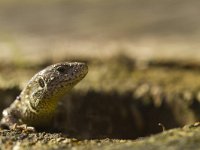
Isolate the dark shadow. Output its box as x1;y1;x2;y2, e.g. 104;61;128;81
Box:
55;90;181;139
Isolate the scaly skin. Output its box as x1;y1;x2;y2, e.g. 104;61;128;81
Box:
0;62;88;130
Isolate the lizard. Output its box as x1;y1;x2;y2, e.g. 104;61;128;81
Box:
0;62;88;131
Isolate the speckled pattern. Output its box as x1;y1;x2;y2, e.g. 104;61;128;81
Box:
0;62;88;129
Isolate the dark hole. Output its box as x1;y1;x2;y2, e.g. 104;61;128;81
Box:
51;90;191;140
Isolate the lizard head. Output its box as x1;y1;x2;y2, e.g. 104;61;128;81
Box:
22;62;88;113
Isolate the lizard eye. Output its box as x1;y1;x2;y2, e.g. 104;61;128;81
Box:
57;66;65;73
38;78;45;88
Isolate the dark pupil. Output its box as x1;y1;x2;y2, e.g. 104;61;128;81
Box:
57;67;65;73
38;78;45;88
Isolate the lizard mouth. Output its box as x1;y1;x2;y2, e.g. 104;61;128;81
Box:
76;62;88;79
64;62;88;81
65;62;88;85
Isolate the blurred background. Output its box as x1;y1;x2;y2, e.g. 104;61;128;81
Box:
1;0;200;139
0;0;200;63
